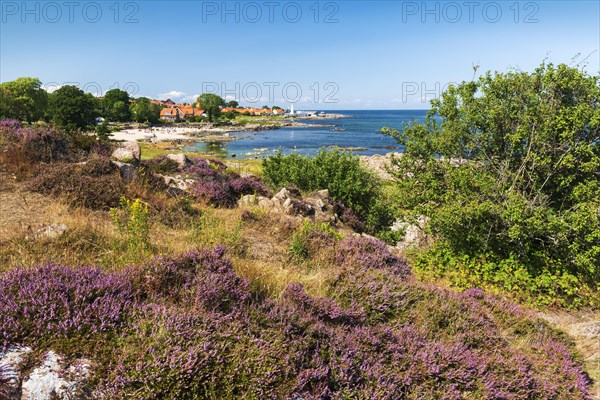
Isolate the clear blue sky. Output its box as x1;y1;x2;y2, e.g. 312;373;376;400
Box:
1;0;598;109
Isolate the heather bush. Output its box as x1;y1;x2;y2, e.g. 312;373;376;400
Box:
1;126;70;164
140;247;253;313
154;197;201;228
335;235;411;277
186;157;270;207
289;220;341;261
332;200;366;232
283;283;365;325
27;160;126;210
0;248;592;398
144;155;180;175
0;119;22;130
0;264;135;350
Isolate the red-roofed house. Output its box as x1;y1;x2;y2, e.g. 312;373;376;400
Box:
160;107;184;121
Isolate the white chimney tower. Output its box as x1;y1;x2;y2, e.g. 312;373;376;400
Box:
290;104;294;115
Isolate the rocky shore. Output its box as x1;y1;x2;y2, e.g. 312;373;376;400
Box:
111;119;331;144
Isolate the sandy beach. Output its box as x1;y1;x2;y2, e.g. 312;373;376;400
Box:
110;126;203;142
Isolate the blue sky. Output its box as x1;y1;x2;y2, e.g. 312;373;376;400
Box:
1;0;599;109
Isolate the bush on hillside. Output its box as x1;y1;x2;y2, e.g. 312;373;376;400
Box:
384;62;600;307
0;124;115;179
27;158;126;210
185;157;271;207
262;150;394;235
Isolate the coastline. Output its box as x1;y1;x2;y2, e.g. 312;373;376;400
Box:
110;119;338;143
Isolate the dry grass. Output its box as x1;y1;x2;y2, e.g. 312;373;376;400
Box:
1;165;598;395
539;311;600;396
0;174;337;299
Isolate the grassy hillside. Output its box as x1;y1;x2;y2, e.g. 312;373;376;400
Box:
0;123;597;398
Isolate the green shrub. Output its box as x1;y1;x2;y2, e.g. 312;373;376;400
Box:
263;150;394;236
385;62;600;308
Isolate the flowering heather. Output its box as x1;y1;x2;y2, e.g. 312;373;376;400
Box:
27;160;126;210
0;119;21;130
0;248;592;398
283;283;365;325
335;235;411;277
185;157;270;207
0;264;135;350
332;200;366;232
1;126;70;163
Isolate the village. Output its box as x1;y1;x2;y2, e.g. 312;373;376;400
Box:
151;98;289;122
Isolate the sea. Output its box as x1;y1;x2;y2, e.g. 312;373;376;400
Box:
184;110;429;159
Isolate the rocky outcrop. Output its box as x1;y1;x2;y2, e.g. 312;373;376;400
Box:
111;161;137;183
0;346;31;399
165;153;191;170
392;216;429;251
0;348;91;400
359;153;401;181
238;188;337;223
111;142;141;165
158;174;196;192
33;224;68;239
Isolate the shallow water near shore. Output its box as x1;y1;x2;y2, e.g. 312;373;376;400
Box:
184;110;428;159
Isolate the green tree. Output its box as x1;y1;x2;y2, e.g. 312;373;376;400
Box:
385;62;600;307
49;85;97;131
0;77;48;123
130;97;161;124
103;88;131;122
196;93;225;122
95;120;111;140
227;100;239;108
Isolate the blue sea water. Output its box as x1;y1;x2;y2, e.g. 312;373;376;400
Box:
184;110;429;159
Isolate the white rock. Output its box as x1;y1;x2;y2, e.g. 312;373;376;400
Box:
273;188;291;203
165;153;191;170
316;189;330;198
33;224;68;239
111;142;141;164
0;346;32;399
393;216;429;251
21;351;91;400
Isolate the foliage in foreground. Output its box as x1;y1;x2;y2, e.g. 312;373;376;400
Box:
385;62;600;308
262;150;394;236
184;157;271;207
0;239;593;398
